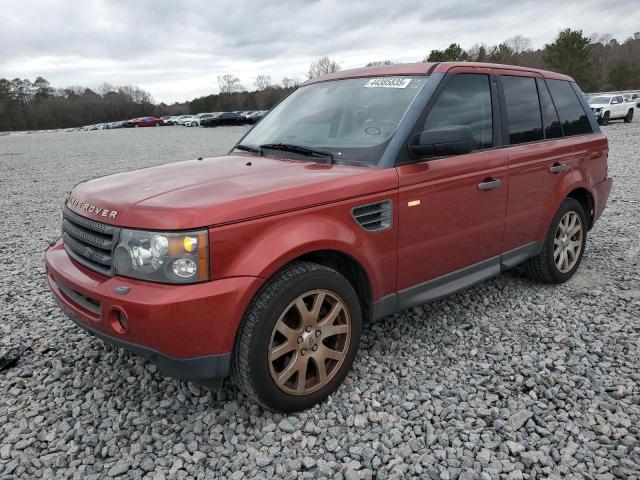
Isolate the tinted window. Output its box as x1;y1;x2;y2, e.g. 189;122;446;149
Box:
424;74;492;150
536;78;563;139
502;76;543;144
546;80;592;136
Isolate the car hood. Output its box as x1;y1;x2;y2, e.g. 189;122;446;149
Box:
588;103;609;108
66;155;397;229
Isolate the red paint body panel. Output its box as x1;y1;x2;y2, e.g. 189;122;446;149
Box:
503;139;577;250
67;156;394;230
396;149;509;288
210;189;399;300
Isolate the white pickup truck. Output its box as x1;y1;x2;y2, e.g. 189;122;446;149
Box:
588;94;635;125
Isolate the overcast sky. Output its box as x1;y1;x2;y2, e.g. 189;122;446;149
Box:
1;0;638;103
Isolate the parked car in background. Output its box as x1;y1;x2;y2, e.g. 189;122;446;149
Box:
160;116;178;125
106;121;125;129
124;117;163;128
201;112;245;127
176;115;200;127
245;110;267;124
588;94;634;125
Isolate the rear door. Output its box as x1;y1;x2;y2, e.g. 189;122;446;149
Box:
396;70;509;295
501;76;593;253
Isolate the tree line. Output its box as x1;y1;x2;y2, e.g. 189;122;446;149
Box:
1;29;638;131
424;30;640;92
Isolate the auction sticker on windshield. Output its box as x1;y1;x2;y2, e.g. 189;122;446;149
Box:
364;78;412;88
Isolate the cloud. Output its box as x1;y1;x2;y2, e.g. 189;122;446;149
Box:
0;0;637;103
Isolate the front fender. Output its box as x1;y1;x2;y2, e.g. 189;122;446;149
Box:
210;196;398;301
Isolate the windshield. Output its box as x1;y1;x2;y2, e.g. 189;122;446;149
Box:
240;76;427;164
589;96;611;104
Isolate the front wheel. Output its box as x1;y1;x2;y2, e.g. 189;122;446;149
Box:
624;109;634;123
522;198;587;284
231;262;362;412
600;112;610;126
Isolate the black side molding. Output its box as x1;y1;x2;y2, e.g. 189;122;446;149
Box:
373;241;543;320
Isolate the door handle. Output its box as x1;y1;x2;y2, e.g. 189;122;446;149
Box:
549;162;568;174
477;178;502;190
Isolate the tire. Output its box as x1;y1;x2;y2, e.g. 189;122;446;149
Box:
191;121;198;127
231;262;362;412
600;112;610;126
624;109;634;123
522;198;587;284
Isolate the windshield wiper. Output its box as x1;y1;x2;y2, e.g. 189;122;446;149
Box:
235;144;262;155
260;143;334;164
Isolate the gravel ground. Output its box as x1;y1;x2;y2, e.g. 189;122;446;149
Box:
1;123;639;480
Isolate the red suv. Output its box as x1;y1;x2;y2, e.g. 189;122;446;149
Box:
45;62;612;411
124;116;163;127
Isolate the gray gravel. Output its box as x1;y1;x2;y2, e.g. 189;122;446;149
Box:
1;123;639;479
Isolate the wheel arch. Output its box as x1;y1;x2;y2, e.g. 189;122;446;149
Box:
287;250;374;323
566;186;595;230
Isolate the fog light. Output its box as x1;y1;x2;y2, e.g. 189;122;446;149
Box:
172;258;197;278
109;308;129;334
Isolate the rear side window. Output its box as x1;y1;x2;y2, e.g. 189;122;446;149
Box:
546;80;592;136
502;76;543;144
536;78;563;139
424;74;493;150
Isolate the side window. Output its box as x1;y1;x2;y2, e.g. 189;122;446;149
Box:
424;74;493;150
536;78;563;139
502;76;543;144
546;79;592;136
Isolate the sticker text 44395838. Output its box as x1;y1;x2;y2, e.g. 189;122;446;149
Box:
364;78;412;89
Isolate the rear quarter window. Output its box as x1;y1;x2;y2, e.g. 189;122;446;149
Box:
546;79;592;136
536;78;563;139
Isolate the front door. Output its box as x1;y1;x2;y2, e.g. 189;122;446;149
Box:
396;72;508;303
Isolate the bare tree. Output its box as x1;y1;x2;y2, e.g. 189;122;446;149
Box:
217;74;241;94
97;83;115;96
364;60;396;67
505;35;532;55
281;76;301;89
308;56;340;79
254;75;273;91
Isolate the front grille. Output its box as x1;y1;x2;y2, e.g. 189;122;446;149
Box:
62;208;119;275
55;277;101;317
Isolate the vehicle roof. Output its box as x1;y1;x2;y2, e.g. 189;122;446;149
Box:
302;62;574;86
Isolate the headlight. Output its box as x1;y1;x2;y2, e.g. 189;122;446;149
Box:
113;229;209;284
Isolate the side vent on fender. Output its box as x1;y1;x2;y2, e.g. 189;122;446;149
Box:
351;200;393;232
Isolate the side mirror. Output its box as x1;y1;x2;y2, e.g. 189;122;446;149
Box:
409;125;474;159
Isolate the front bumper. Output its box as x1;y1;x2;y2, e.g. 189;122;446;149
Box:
45;240;263;386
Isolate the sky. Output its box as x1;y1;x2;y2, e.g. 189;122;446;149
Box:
1;0;638;103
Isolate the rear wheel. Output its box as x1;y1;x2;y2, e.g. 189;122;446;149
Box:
624;109;634;123
522;198;587;284
231;262;362;412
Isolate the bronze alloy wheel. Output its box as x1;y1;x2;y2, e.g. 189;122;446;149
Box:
268;289;351;395
554;211;583;273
